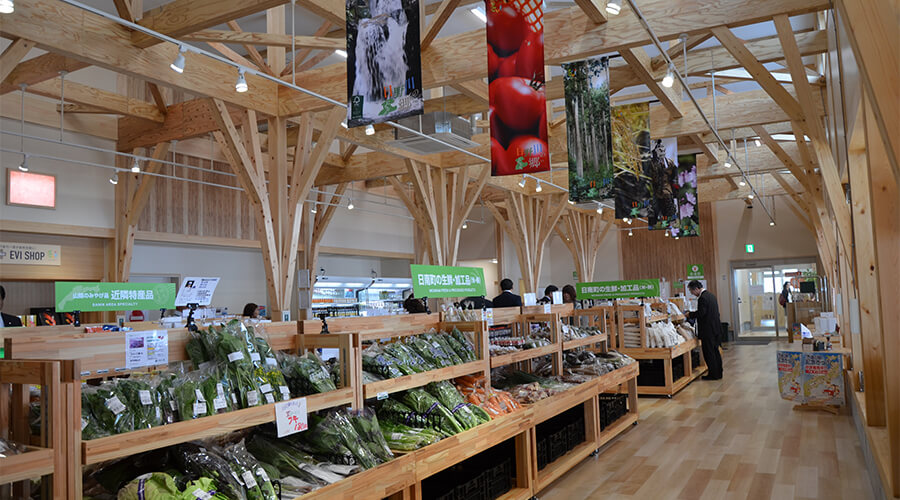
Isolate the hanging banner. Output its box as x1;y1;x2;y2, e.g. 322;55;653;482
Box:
612;103;651;219
410;264;486;298
55;282;176;312
671;153;699;237
562;57;613;204
345;0;423;128
647;138;678;229
486;0;549;176
576;279;660;300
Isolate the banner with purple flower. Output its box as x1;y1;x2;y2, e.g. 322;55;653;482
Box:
671;153;699;237
648;138;678;229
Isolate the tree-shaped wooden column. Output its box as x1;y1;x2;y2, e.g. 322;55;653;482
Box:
208;98;345;318
486;192;568;293
387;160;490;266
555;207;613;282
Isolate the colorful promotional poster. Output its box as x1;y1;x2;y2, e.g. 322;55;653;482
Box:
776;351;803;401
671;153;699;237
647;137;678;229
612;103;651;219
345;0;424;127
562;57;613;204
802;352;844;406
485;0;549;176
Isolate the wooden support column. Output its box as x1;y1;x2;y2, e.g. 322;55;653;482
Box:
299;182;348;319
388;162;490;267
486;192;568;293
555;209;612;282
209;98;344;318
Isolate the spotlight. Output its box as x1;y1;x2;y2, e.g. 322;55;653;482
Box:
170;45;186;73
311;206;317;214
18;155;28;172
605;0;621;15
347;199;354;210
628;228;633;237
335;49;348;58
235;69;248;93
739;179;746;187
664;229;669;237
769;221;776;226
748;193;755;200
462;222;468;229
675;236;680;240
109;173;119;185
535;181;543;193
341;121;348;129
518;175;527;188
0;0;14;14
662;64;675;88
568;199;575;205
365;124;375;136
596;207;603;215
724;161;731;168
131;158;141;173
754;138;761;147
626;218;632;225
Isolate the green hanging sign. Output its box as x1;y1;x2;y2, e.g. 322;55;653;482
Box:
55;282;176;312
576;279;660;300
410;264;486;298
687;264;704;280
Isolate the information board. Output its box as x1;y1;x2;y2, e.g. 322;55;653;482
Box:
576;279;660;300
410;265;486;298
174;277;220;306
55;282;176;312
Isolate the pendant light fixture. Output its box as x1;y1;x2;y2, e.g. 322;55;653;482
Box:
661;64;675;88
131;158;141;173
628;228;633;237
605;0;621;15
754;138;761;147
347;198;354;210
170;45;186;73
235;69;248;93
18;155;28;172
109;173;119;185
664;229;669;237
0;0;14;14
462;222;468;229
535;181;543;193
596;207;603;214
518;175;527;188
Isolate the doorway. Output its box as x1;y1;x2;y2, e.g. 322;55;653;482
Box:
731;259;817;338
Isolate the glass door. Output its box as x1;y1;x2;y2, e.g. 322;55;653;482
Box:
733;266;778;337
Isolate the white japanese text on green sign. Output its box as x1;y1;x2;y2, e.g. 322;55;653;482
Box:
410;264;486;298
576;279;660;300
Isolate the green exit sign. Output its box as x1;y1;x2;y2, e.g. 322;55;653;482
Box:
745;244;755;253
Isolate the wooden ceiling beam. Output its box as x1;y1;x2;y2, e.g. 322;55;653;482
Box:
294;0;344;27
278;0;829;114
282;21;332;77
225;21;274;77
619;47;683;118
182;30;345;51
28;78;165;123
573;0;608;24
422;0;462;50
0;53;90;95
0;39;36;83
0;0;281;115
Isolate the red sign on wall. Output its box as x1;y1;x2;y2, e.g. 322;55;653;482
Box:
485;0;549;176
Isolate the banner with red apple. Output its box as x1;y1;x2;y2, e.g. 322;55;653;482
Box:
485;0;550;177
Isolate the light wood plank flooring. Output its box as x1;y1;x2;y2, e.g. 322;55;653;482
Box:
539;341;875;500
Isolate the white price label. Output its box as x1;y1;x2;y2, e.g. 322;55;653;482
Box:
216;383;225;399
195;389;205;402
81;417;88;430
106;396;126;415
227;351;244;362
275;397;308;437
257;467;270;483
139;390;153;405
241;470;257;489
266;357;278;367
376;391;389;401
259;383;273;394
265;392;275;404
280;386;291;400
250;352;261;362
543;303;552;314
193;402;207;416
213;397;227;410
247;390;259;406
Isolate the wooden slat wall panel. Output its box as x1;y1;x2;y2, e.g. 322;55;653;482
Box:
620;202;718;297
137;154;253;240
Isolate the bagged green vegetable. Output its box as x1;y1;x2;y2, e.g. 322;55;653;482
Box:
181;477;229;500
379;421;443;451
425;381;483;430
382;342;427;374
348;407;394;463
361;344;404;379
215;324;262;408
172;371;211;421
82;382;134;436
246;435;323;486
401;388;464;436
116;377;163;429
450;328;477;361
116;472;180;500
426;333;464;365
199;363;235;414
186;329;211;370
225;439;278;500
175;444;246;500
277;351;336;396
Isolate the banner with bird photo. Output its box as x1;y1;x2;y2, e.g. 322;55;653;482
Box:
647;137;678;230
562;57;613;204
345;0;424;128
612;102;651;219
671;153;699;237
485;0;550;176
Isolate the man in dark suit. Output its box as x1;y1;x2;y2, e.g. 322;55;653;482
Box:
687;280;723;380
0;285;23;328
492;279;523;308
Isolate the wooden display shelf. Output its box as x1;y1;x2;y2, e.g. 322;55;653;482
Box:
490;343;559;369
82;387;355;465
0;446;55;485
597;411;639;448
535;439;596;492
362;360;488;399
299;452;416;499
619;339;707;396
562;333;608;351
496;487;534;500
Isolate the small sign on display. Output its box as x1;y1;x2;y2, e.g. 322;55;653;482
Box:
275;397;308;437
175;277;220;306
576;279;661;300
55;282;176;312
745;244;755;253
687;264;704;280
0;242;61;266
125;330;169;369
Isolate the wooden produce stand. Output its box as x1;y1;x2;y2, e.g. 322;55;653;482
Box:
570;305;612;352
615;301;707;397
0;359;66;499
3;321;355;498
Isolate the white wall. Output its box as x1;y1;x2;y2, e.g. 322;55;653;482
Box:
319;189;414;254
0;118;116;228
714;197;818;324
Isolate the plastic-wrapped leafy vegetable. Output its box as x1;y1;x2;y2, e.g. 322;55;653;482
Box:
198;363;235;414
277;351;336;396
186;328;211;370
82;382;134;435
426;333;464;365
425;381;488;429
181;477;229;500
154;372;180;424
246;435;323;486
80;397;106;440
378;421;443;451
401;388;464;436
348;407;393;463
225;439;278;500
406;336;452;368
172;371;211;421
284;414;357;465
361;344;404;379
320;410;381;469
376;399;429;428
216;325;262;408
117;377;163;429
175;444;246;500
382;342;427;375
116;472;180;500
450;328;477;359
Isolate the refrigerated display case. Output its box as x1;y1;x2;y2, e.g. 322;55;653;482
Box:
311;276;411;318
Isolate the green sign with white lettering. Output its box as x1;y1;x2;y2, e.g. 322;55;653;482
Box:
576;279;661;300
55;282;176;312
410;265;486;298
745;244;755;253
687;264;704;280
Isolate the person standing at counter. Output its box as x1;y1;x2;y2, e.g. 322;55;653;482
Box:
0;286;23;327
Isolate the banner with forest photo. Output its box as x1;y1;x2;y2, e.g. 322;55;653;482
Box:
345;0;424;128
612;102;651;220
563;57;613;204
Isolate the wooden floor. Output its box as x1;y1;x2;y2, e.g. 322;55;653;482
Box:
539;341;875;500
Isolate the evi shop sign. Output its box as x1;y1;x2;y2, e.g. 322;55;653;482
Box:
0;242;61;266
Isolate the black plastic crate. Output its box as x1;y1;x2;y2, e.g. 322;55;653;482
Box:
536;436;549;470
691;348;701;368
548;429;568;462
598;393;628;430
636;359;665;386
566;418;586;450
485;459;513;498
455;472;486;500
